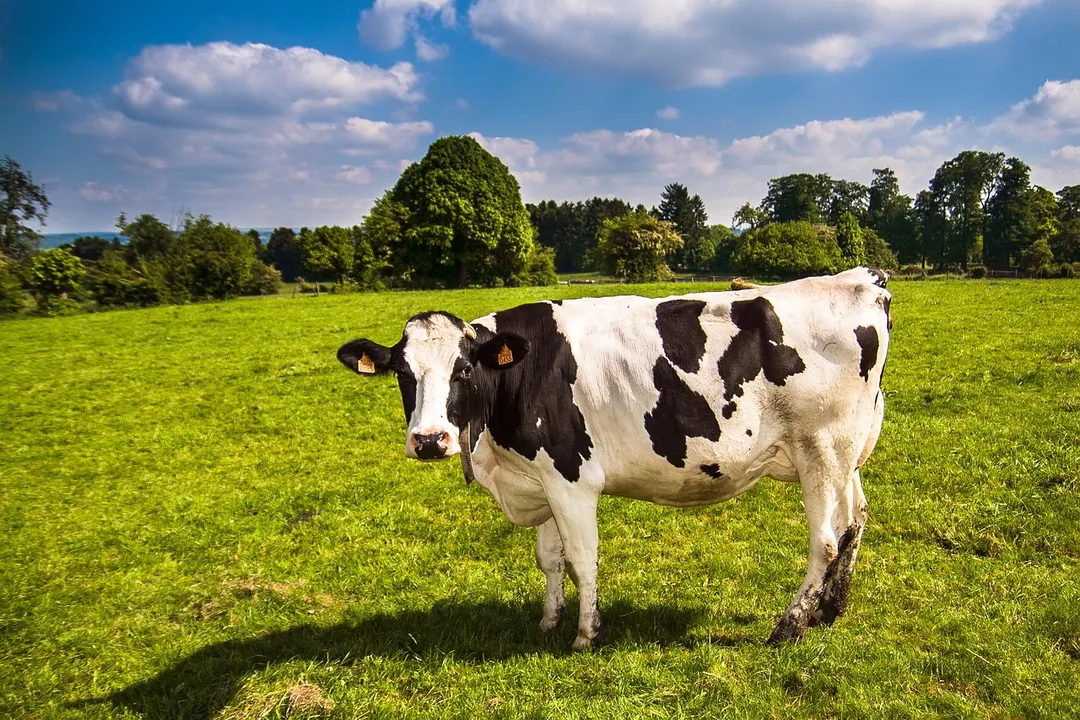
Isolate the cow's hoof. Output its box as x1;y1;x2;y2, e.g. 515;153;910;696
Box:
539;605;565;633
571;633;596;650
767;615;807;646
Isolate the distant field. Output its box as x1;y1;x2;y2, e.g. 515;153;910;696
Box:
2;280;1078;718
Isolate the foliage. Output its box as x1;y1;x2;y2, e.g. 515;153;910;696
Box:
86;249;161;308
60;235;123;263
656;183;710;271
595;211;683;282
265;227;303;282
3;281;1080;718
296;226;354;285
862;228;899;270
707;224;739;272
0;258;24;315
529;197;633;274
173;215;258;300
120;212;175;260
244;258;284;296
759;173;869;226
929;150;1005;269
732;221;842;277
1019;237;1054;276
386;136;536;287
836;212;866;268
29;247;84;303
868;168;918;264
732;202;768;231
0;155;50;262
513;243;558;287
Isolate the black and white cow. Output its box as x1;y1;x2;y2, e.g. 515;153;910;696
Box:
337;268;892;647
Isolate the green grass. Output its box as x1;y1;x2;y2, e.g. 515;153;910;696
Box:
2;279;1078;718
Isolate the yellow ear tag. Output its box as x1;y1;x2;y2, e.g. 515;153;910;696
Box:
497;343;514;366
357;353;376;374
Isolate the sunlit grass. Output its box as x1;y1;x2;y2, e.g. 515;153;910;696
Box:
1;279;1078;718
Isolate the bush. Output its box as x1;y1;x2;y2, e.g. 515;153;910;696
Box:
595;212;683;283
731;221;841;278
86;250;160;308
30;248;84;304
0;260;25;315
863;228;899;270
244;260;283;296
173;216;257;300
898;264;927;277
513;245;558;287
1019;238;1054;278
296;278;331;295
970;266;987;279
1058;263;1078;279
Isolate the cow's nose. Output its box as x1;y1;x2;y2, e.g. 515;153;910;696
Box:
412;431;451;460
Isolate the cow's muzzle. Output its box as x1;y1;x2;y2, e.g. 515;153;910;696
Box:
408;430;458;461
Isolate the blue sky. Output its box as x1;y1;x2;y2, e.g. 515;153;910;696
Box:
4;0;1080;232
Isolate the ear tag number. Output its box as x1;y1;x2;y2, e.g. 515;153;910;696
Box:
497;344;514;366
358;353;376;374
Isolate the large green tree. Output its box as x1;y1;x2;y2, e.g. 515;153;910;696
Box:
656;183;710;271
984;158;1034;269
30;248;84;303
264;227;303;282
868;168;918;264
595;211;683;282
929;150;1005;269
173;215;257;300
385;136;537;287
0;156;50;262
836;212;866;268
1054;185;1080;264
296;226;355;285
731;221;842;277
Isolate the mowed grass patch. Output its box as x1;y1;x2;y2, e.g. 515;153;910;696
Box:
1;280;1078;718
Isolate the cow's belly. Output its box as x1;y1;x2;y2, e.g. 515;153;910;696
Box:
471;434;553;527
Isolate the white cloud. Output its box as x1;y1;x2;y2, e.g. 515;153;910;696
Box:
415;35;449;61
335;166;375;184
31;90;84;112
112;42;422;128
78;181;135;203
467;0;1040;86
986;79;1080;141
455;98;470;110
656;106;681;121
359;0;456;50
1051;145;1080;163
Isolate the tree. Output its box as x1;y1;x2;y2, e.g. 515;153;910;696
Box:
915;189;945;268
707;224;739;272
86;249;160;308
0;156;50;262
761;174;830;224
836;212;866;268
264;227;303;282
120;213;175;260
386;136;536;287
172;215;257;300
61;235;121;263
657;183;710;271
868;168;918;263
731;221;842;278
296;226;354;285
862;228;899;270
983;158;1033;269
1019;237;1054;276
732;202;768;231
929;150;1005;269
826;179;870;225
30;248;84;303
1053;186;1080;264
595;211;683;282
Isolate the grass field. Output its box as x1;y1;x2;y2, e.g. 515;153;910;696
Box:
2;279;1079;719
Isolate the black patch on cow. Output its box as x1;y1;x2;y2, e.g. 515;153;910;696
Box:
700;463;723;479
716;297;806;419
397;374;417;422
854;326;879;382
882;294;892;330
655;299;708;373
867;268;889;289
645;357;721;468
746;428;753;437
816;524;861;626
466;302;593;482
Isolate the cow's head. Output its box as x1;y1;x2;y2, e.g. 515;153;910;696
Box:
337;311;529;461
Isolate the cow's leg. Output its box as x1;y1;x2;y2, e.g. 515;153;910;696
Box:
546;491;601;650
535;517;566;632
769;447;855;645
814;469;869;626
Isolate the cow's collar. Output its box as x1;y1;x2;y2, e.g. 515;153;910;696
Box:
459;422;475;485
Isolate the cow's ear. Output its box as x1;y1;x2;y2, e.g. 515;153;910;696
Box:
338;339;392;376
474;332;530;370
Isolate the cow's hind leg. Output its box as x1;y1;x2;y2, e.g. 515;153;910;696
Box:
535;517;566;632
815;469;868;627
769;446;859;645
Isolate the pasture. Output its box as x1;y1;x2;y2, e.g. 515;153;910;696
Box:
1;279;1078;718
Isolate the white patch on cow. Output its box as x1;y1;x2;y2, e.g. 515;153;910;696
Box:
536;417;542;428
401;313;465;457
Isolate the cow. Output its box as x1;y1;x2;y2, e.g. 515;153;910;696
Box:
336;267;892;648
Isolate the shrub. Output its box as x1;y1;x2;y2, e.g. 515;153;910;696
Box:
898;264;927;276
1019;238;1054;278
0;260;25;315
29;248;84;304
731;221;841;278
863;228;899;270
970;266;987;279
1057;263;1078;279
595;212;683;283
86;249;160;308
244;260;283;296
513;245;558;287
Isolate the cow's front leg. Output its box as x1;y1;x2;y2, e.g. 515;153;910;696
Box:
547;492;601;650
535;517;566;632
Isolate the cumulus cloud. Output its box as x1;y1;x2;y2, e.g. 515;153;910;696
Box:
985;79;1080;141
79;181;135;203
111;42;422;128
31;90;84;112
335;166;375;184
656;106;681;121
467;0;1040;86
359;0;456;50
415;35;449;61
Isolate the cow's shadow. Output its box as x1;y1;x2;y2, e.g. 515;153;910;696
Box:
80;599;746;719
